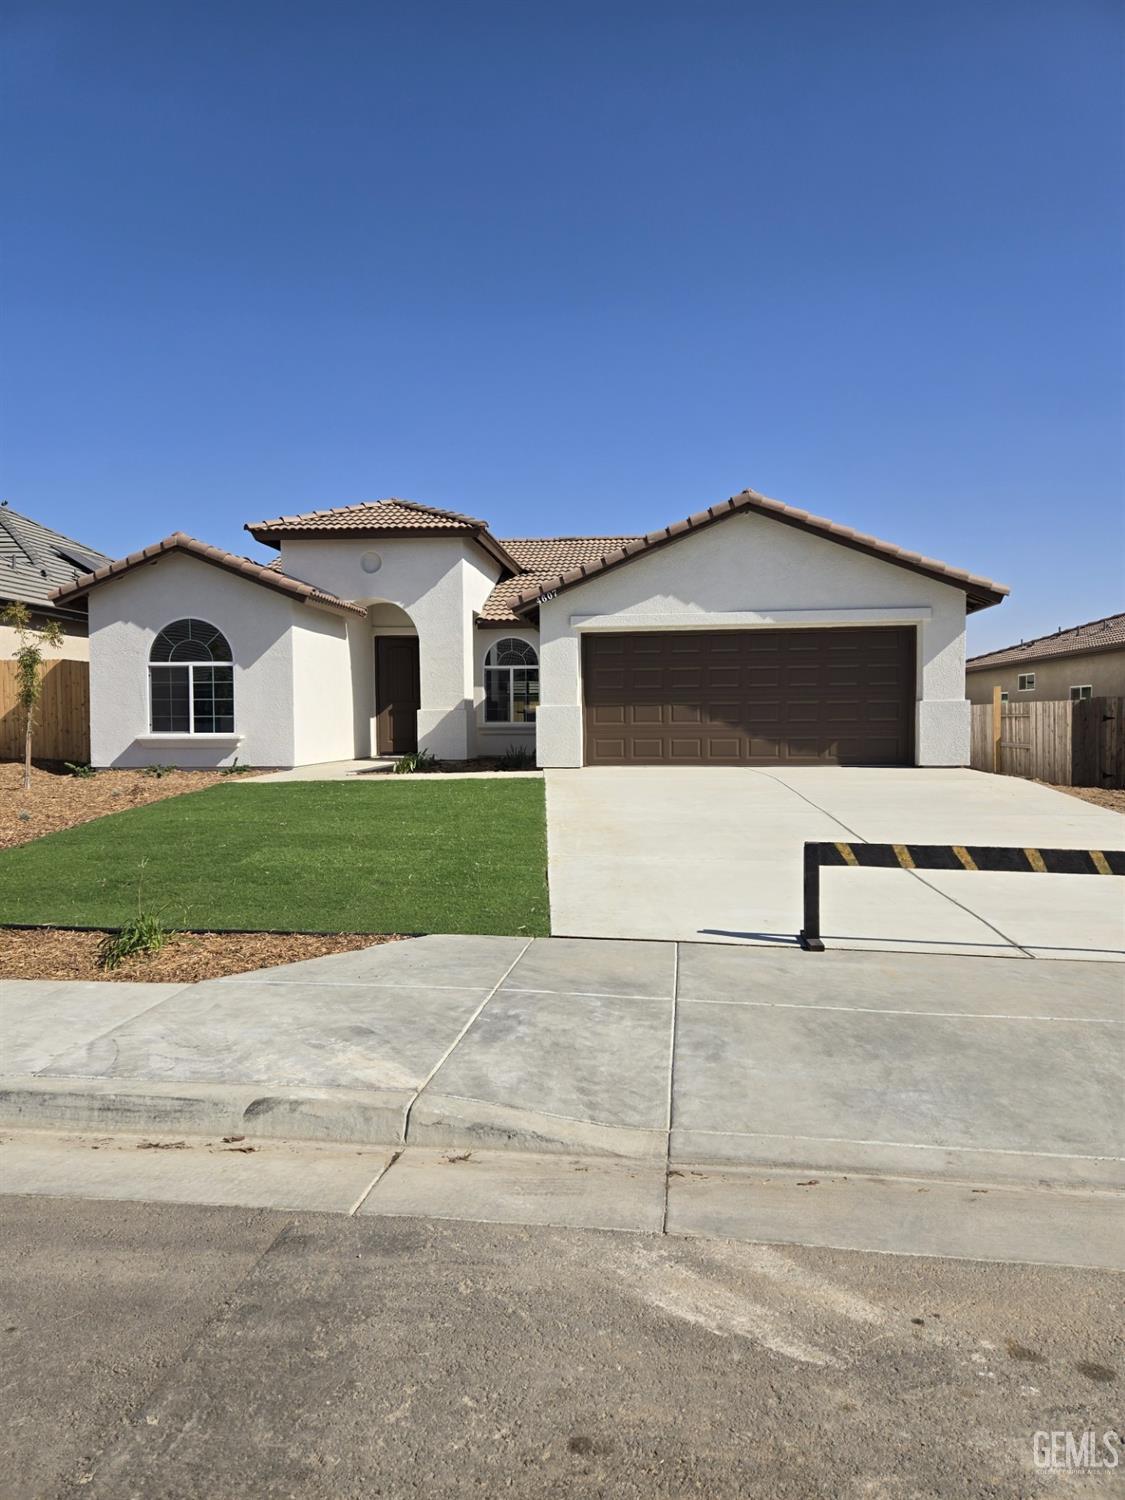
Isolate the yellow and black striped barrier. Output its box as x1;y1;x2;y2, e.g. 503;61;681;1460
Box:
799;840;1125;951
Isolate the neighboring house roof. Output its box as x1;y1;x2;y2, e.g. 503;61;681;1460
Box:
244;498;522;575
48;533;368;619
0;504;111;615
510;489;1009;616
481;536;645;624
966;611;1125;671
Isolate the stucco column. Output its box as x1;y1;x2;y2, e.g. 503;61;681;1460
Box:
416;625;474;760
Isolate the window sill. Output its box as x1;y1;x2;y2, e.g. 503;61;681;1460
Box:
480;724;537;733
136;734;244;745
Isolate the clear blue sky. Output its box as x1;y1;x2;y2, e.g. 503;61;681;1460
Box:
2;0;1121;652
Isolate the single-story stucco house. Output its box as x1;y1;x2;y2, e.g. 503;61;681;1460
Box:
966;611;1125;705
49;489;1009;770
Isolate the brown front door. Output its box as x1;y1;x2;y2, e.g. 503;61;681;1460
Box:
583;628;916;766
375;637;421;755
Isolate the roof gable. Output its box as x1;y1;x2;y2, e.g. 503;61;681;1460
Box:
244;498;521;575
511;490;1009;616
48;534;367;619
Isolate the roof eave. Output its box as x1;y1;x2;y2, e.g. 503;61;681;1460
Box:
967;638;1125;670
244;521;523;577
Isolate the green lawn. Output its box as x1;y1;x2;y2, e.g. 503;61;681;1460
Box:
0;781;549;936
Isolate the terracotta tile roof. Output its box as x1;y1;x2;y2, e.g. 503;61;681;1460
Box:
49;533;368;619
966;611;1125;671
245;498;521;574
247;498;488;537
510;489;1010;616
500;537;644;571
478;537;644;624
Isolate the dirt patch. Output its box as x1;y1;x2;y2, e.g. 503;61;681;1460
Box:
0;763;240;850
0;927;407;982
1044;783;1125;814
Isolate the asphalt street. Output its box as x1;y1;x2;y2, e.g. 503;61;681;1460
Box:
3;1195;1121;1500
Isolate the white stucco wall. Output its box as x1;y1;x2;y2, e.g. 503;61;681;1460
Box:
86;552;306;768
473;625;540;758
291;610;357;765
279;536;500;759
534;511;972;768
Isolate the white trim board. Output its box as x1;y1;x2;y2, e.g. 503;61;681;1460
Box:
569;607;934;631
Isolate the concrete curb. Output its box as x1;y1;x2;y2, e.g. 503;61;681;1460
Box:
0;1078;664;1162
4;1077;1122;1192
0;1078;409;1147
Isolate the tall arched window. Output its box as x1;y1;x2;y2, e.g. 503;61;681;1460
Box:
484;637;538;724
149;619;234;734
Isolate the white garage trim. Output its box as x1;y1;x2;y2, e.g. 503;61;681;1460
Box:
570;606;934;631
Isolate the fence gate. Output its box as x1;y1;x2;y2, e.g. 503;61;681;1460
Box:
997;702;1030;778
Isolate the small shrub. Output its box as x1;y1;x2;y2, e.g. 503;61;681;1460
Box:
220;758;253;776
65;762;97;778
496;744;535;771
392;749;439;774
142;764;176;779
98;913;171;970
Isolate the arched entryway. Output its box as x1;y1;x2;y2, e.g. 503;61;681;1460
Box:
368;601;420;755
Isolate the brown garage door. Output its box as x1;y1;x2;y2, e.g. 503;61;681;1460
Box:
583;628;916;766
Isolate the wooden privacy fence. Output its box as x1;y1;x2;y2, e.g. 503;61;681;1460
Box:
0;658;90;765
970;694;1125;789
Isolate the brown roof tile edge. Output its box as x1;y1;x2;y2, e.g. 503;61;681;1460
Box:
47;533;368;618
511;490;1010;615
246;497;489;532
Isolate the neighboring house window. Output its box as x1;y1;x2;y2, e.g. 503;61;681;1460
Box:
1017;672;1035;691
149;619;234;733
484;637;539;723
1070;684;1093;701
999;691;1009;702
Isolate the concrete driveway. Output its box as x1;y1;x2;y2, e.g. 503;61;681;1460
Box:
546;767;1125;959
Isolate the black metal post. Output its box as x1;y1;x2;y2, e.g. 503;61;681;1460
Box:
798;842;824;952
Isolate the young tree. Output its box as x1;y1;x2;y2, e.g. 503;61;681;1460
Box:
2;601;64;791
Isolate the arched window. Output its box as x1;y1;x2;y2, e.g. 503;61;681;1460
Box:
484;637;539;724
149;619;234;734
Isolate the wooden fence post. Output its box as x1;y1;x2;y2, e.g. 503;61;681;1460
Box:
991;685;1002;773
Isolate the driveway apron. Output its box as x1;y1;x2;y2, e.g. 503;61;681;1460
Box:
544;766;1125;957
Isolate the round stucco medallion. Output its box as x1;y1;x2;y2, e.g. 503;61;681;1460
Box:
360;550;383;575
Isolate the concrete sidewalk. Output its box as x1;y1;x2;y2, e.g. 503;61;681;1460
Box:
2;935;1121;1191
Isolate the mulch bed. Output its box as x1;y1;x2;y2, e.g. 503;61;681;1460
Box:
0;928;408;983
1045;784;1125;814
0;762;235;850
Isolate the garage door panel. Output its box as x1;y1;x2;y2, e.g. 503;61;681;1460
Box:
583;629;915;765
706;737;743;758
